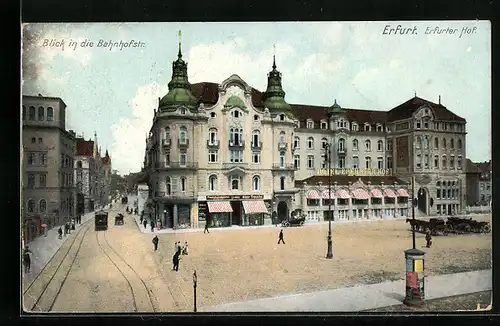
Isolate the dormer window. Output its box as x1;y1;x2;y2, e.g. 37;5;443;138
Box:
307;120;314;129
321;121;328;129
180;108;186;115
416;120;421;129
352;123;358;132
210;112;216;118
295;121;300;128
232;110;240;118
376;124;382;132
279;114;285;121
364;124;370;132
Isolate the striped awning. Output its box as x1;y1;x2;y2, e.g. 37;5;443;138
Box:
321;189;335;199
397;188;409;197
207;201;233;213
336;189;350;199
370;189;383;198
352;188;370;200
307;190;320;199
242;201;269;214
383;188;397;198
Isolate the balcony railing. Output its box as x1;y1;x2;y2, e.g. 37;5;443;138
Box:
155;161;198;169
272;163;297;170
228;140;245;149
162;138;172;148
155;191;196;199
207;139;220;149
223;162;249;169
251;141;263;150
178;139;190;148
278;142;288;151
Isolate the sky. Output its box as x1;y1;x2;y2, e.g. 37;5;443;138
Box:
22;21;491;175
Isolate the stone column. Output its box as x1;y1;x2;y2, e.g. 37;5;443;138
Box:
173;204;178;228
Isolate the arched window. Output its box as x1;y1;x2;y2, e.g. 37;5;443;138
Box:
164;126;170;140
307;137;314;149
365;140;371;151
352;156;360;169
450;155;455;169
253;114;259;121
450;139;455;149
208;175;217;191
279;151;285;167
210;112;216;118
279;114;285;121
377;140;383;151
29;106;36;120
322;138;328;150
209;128;217;145
416;136;422;149
166;177;172;195
180;108;186;115
338;138;345;152
351;122;358;131
252;175;260;191
179;126;187;144
293;136;300;149
252;130;260;147
434;155;439;168
280;176;285;190
353;139;359;150
27;199;35;213
442;155;447;168
434;137;439;149
376;124;383;132
22;105;26;120
279;131;286;143
458;139;462;149
442;138;447;149
436;181;441;187
180;177;187;192
231;176;240;190
364;123;370;132
38;106;45;120
39;199;47;213
47;107;53;121
365;156;372;168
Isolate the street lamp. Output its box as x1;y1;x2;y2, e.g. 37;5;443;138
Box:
323;142;333;259
193;270;197;312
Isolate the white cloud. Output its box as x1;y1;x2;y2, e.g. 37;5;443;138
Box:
110;82;169;174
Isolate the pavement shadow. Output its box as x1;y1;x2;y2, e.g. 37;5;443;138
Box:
383;292;405;303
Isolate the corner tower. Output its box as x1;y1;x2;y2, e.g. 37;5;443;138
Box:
263;53;293;117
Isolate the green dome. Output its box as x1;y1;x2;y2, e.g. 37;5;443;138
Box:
263;56;293;116
224;95;246;108
327;99;344;115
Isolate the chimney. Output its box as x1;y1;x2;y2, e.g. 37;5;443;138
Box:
439;95;441;104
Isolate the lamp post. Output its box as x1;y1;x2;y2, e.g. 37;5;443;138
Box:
323;142;333;259
411;176;416;249
193;270;197;312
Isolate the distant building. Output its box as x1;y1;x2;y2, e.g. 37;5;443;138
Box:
101;150;112;206
465;158;481;206
475;160;492;205
22;95;76;243
74;137;98;213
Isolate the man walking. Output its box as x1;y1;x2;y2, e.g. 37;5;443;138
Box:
150;220;155;232
425;231;432;248
23;247;32;273
172;247;181;271
277;229;285;244
152;235;159;251
143;219;147;230
204;220;210;233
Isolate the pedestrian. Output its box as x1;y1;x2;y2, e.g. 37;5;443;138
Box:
143;220;147;230
150;220;154;232
58;227;63;239
63;223;67;236
140;216;143;224
152;235;159;251
174;241;178;252
425;231;432;248
278;229;285;244
172;247;181;271
204;220;210;233
23;247;32;273
177;241;182;253
182;241;189;255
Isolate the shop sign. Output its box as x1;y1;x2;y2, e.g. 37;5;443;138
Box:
206;195;264;200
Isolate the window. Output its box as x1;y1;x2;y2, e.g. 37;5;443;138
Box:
279;131;286;144
210;112;216;118
164;126;170;140
77;161;82;168
423;136;429;149
294;155;300;169
458;139;462;150
424;120;429;129
27;173;35;188
416;120;421;129
386;156;393;169
233;110;240;118
434;155;439;168
38;137;42;144
365;157;372;169
416;136;422;149
229;127;243;145
307;155;315;169
39;153;47;165
230;150;243;163
307;120;314;128
377;157;383;169
450;156;455;169
457;156;462;170
321;154;327;168
279;151;285;167
230;176;240;190
307;137;314;149
253;114;259;121
424;154;429;168
377;140;383;151
47;107;53;121
209;128;217;144
31;137;36;143
339;156;345;168
365;140;371;151
39;199;47;213
442;138;447;149
252;176;260;191
364;124;370;132
208;175;217;191
450;139;455;149
27;199;35;213
22;106;26;120
165;177;172;195
352;123;358;131
252;130;260;147
338;138;345;152
39;174;46;187
77;170;82;180
179;126;187;144
27;153;35;165
280;176;285;190
386;139;393;152
38;106;44;120
434;137;439;149
352;156;359;169
252;152;260;164
180;152;187;165
442;155;447;169
376;125;382;132
279;114;285;121
353;139;359;151
165;152;171;165
29;106;35;120
293;136;300;149
180;177;186;192
321;138;328;150
321;121;328;129
208;150;217;163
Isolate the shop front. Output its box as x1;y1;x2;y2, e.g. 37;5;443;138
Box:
160;202;193;229
242;200;269;226
203;195;268;227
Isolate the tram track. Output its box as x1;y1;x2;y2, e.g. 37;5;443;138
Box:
24;222;93;312
95;230;157;312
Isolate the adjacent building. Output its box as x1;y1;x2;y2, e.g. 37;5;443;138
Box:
143;44;467;229
465;158;482;206
475;160;492;205
22;95;77;243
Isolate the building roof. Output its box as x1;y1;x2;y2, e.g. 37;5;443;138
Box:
76;138;94;156
465;159;481;174
295;175;408;187
22;95;67;107
102;150;111;165
387;96;465;122
475;161;491;174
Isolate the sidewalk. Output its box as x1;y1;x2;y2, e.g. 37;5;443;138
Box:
22;210;97;287
201;269;492;312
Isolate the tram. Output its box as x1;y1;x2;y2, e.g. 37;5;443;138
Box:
95;211;108;231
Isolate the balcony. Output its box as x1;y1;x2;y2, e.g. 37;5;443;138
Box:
228;140;245;149
155;191;196;199
162;138;172;148
154;161;198;170
223;162;249;170
278;142;288;151
207;139;220;149
272;163;297;171
251;141;263;151
178;139;190;149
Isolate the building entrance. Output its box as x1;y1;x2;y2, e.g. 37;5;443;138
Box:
231;201;242;225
